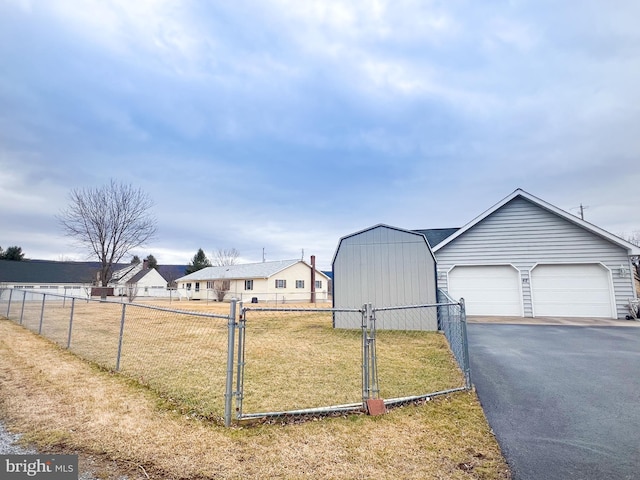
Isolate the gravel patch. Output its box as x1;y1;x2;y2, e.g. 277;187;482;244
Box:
0;422;36;455
0;421;132;480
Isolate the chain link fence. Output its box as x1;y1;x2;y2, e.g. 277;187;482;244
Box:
0;288;231;423
1;287;470;426
236;291;470;421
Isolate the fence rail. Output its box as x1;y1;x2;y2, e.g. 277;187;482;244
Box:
0;287;470;426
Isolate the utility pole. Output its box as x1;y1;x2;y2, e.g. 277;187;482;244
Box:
579;203;588;220
573;203;588;220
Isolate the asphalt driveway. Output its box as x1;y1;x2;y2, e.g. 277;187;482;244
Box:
467;322;640;480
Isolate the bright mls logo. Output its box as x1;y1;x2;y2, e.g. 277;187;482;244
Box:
1;455;78;479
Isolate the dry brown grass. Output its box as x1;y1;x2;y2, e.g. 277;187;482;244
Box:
8;299;466;420
0;312;510;479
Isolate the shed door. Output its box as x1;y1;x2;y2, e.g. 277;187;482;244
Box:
448;265;522;316
531;264;614;318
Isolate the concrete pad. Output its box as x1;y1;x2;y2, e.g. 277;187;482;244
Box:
467;315;640;326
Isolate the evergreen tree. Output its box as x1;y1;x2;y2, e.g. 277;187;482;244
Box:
0;246;24;261
131;255;141;264
185;248;211;274
145;254;158;270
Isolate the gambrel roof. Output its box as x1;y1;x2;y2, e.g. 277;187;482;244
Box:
332;224;438;266
176;259;331;283
432;188;640;256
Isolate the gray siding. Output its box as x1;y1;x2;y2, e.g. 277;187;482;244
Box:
333;225;437;330
435;197;635;318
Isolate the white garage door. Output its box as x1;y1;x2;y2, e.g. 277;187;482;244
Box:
448;265;522;316
531;264;614;318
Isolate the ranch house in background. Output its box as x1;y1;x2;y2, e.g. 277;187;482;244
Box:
0;259;101;296
0;259;187;299
175;259;330;303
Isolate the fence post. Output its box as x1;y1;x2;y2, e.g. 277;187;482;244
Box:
459;298;471;389
38;294;46;334
224;298;238;427
6;289;12;318
361;303;372;407
235;301;245;420
116;303;127;371
67;297;75;349
19;290;27;325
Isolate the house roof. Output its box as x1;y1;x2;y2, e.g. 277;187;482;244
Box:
157;265;187;281
0;260;187;285
176;259;330;282
412;228;460;248
432;188;640;255
111;264;141;281
127;269;154;284
332;223;437;266
0;260;108;284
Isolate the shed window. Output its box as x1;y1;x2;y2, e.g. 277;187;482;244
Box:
275;279;286;289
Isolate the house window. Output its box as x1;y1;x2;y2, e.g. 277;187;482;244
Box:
296;280;304;289
315;280;322;289
195;282;200;292
245;280;254;290
275;279;286;289
207;281;214;289
186;283;192;291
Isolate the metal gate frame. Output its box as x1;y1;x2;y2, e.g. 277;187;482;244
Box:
229;298;470;423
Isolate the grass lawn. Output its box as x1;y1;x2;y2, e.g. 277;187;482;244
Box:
0;304;510;479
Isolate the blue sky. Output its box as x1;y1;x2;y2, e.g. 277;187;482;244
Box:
1;0;639;270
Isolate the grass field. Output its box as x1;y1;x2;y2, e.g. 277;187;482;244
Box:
3;297;467;422
0;316;511;479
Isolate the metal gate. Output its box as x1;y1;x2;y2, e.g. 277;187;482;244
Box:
233;296;469;422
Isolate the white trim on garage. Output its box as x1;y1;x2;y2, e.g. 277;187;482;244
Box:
447;264;523;316
530;263;616;318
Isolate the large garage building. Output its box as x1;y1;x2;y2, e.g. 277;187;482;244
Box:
425;189;640;319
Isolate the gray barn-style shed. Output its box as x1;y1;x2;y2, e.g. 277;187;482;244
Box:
332;224;438;330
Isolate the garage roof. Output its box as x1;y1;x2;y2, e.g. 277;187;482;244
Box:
432;188;640;256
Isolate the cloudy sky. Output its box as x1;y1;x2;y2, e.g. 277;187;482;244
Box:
1;0;639;270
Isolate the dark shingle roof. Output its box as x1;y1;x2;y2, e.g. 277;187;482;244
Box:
0;260;105;284
413;228;460;248
157;265;187;281
0;260;188;285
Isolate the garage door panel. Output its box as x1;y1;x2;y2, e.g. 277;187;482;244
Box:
449;265;522;316
531;264;613;318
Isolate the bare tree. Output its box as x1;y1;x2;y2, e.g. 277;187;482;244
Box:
126;282;138;303
620;232;640;287
210;248;239;301
58;180;157;298
212;248;239;267
213;280;230;302
622;231;640;247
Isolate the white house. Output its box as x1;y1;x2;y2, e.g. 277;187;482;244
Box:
110;261;171;298
174;259;330;303
426;189;640;319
